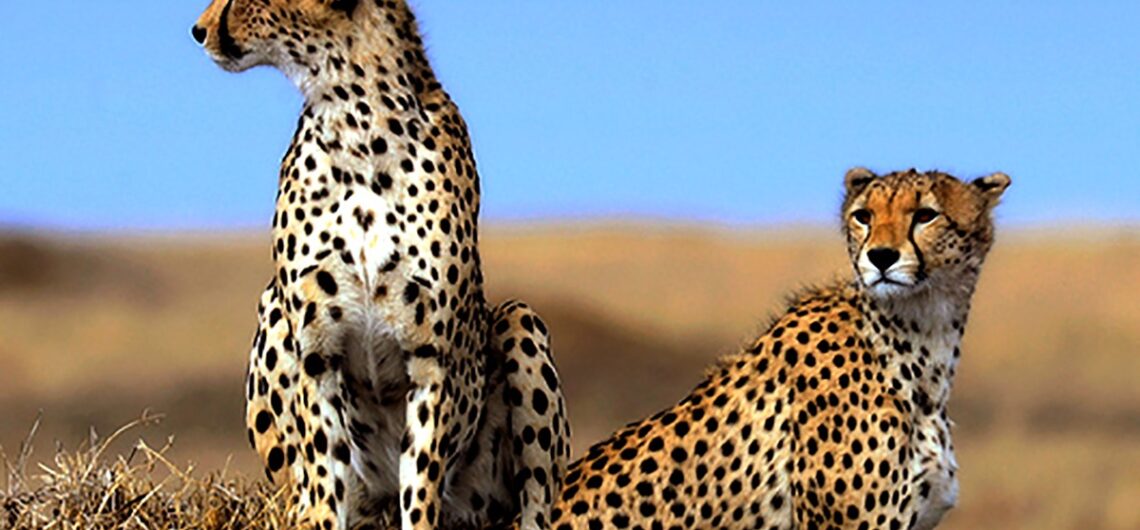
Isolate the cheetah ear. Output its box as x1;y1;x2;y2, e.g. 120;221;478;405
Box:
330;0;359;17
971;172;1011;208
844;167;877;196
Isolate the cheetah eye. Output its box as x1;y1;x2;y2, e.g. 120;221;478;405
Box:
913;208;939;224
851;209;871;226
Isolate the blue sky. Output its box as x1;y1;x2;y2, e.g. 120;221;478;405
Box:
1;2;1137;230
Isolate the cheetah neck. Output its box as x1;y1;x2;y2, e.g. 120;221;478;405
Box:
282;4;444;107
873;282;973;335
277;2;469;215
859;279;977;411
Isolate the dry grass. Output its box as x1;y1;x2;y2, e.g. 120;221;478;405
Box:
1;413;292;530
1;224;1138;529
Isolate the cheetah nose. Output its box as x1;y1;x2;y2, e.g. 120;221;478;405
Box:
191;25;208;45
867;247;900;272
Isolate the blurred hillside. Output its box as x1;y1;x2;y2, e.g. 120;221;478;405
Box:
1;225;1138;530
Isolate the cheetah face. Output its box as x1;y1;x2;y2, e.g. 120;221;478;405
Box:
191;0;359;73
841;167;1010;299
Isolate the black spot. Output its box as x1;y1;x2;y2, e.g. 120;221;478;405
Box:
506;387;523;407
334;443;351;463
304;354;326;377
316;271;338;295
303;303;317;327
371;137;388;154
403;282;420;304
532;390;549;415
541;364;559;391
255;410;272;433
313;430;328;453
639;458;658;474
267;447;284;471
785;347;799;366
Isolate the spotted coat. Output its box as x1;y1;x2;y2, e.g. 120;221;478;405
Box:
544;169;1010;530
192;1;570;528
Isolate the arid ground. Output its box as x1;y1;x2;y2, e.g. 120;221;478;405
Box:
1;225;1138;529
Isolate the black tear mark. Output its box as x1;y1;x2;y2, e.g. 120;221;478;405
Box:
217;0;246;59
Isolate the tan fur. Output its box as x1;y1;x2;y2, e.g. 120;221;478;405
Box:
192;2;570;529
543;169;1009;530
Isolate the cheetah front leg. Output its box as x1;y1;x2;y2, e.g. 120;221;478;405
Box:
291;365;360;530
399;349;460;530
245;283;302;487
491;301;571;530
245;282;363;529
288;299;382;528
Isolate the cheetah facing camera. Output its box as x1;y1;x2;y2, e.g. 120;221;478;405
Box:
546;169;1010;530
191;1;570;529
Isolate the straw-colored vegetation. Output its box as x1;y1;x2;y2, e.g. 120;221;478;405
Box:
1;413;292;530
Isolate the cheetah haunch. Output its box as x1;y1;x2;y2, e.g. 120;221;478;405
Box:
192;1;570;529
547;168;1010;530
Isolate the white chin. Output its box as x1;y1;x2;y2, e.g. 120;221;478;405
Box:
204;50;257;72
864;278;913;298
214;56;254;73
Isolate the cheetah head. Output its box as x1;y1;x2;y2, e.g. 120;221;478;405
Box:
841;167;1010;300
191;0;362;74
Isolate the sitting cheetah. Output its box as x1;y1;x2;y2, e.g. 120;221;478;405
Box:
191;1;569;529
546;168;1010;530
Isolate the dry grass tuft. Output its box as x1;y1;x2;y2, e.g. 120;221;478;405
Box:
1;412;293;530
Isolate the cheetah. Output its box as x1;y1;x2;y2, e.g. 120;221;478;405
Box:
191;1;569;529
546;168;1010;530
